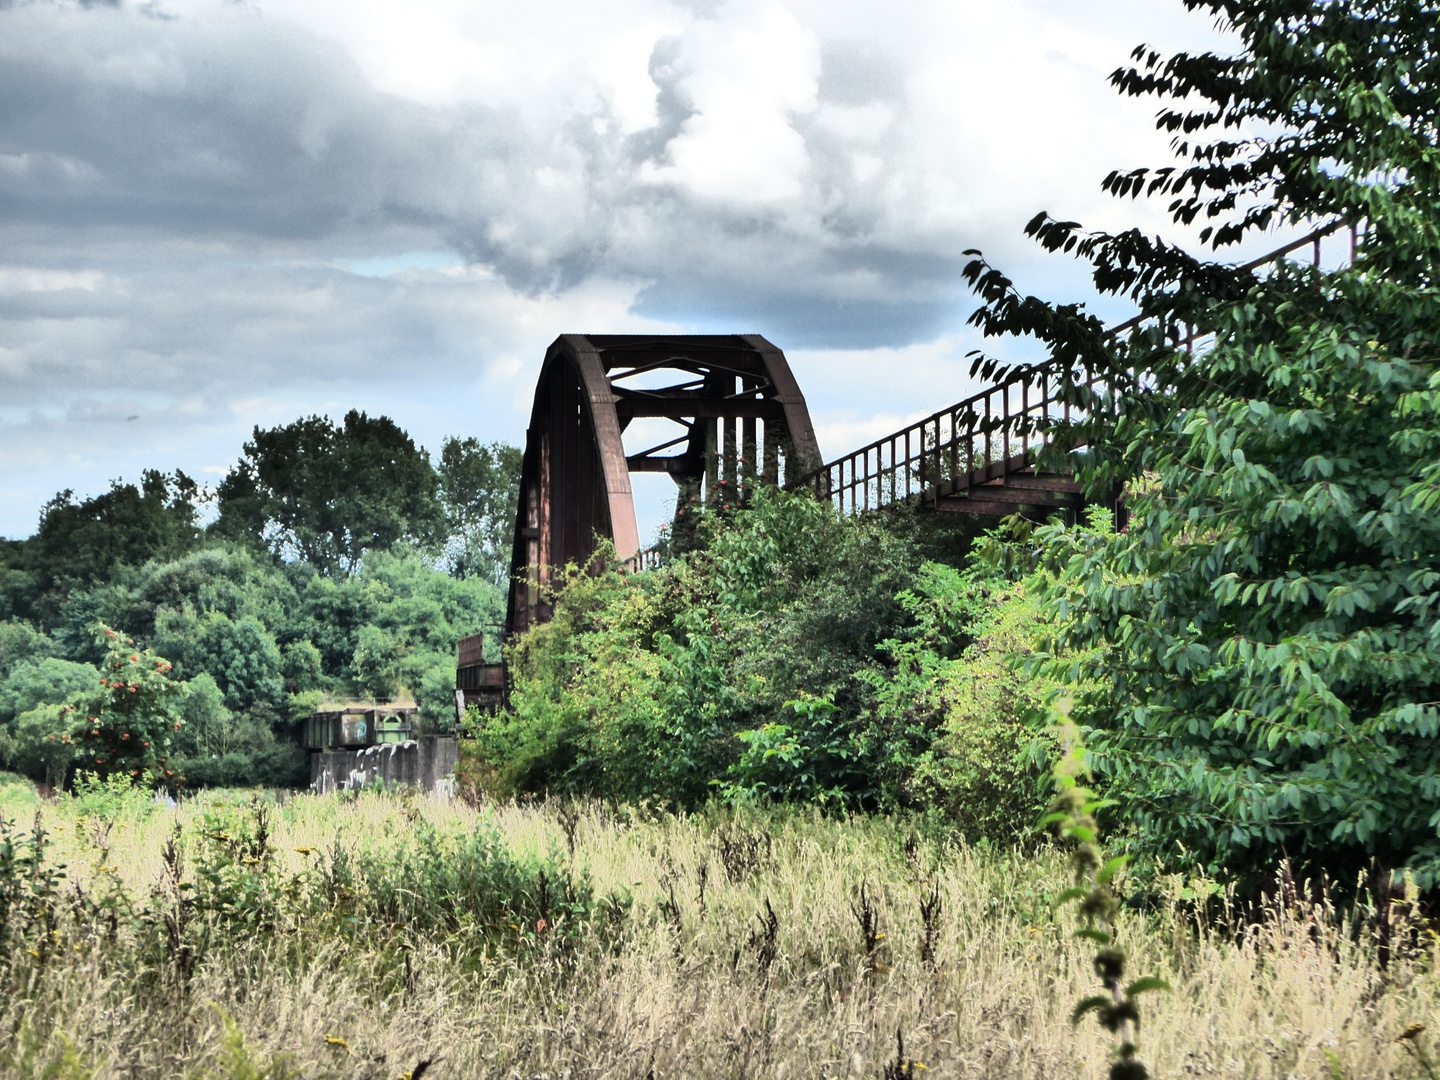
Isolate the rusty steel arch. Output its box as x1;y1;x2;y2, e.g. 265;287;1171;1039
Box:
505;334;821;637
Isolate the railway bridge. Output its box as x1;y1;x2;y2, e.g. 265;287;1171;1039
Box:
490;223;1355;651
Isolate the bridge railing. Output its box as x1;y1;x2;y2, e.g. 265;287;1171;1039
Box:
797;358;1102;513
791;221;1357;515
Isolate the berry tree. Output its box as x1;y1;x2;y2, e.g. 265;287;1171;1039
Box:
74;625;183;784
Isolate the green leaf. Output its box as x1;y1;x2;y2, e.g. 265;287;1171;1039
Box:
1070;995;1114;1026
1097;855;1130;886
1124;977;1172;997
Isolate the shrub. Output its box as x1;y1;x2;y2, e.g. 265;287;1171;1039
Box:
483;489;938;807
175;745;309;791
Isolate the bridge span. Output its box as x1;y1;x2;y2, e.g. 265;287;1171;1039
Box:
500;222;1357;642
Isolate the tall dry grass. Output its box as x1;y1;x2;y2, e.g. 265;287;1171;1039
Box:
1;787;1436;1079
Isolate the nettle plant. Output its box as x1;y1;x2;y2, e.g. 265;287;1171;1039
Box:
1045;706;1169;1080
72;625;183;784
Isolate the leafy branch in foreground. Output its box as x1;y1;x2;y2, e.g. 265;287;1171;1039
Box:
1044;704;1168;1080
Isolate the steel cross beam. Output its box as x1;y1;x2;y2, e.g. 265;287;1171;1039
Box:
505;334;821;638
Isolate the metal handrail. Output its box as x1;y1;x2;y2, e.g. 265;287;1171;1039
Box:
790;221;1357;515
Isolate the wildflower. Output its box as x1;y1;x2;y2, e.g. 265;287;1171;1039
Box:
294;847;315;856
324;1036;350;1052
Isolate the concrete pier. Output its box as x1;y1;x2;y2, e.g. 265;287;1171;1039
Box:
310;735;458;798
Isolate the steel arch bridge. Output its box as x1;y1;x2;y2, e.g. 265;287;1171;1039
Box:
504;334;823;638
498;221;1357;645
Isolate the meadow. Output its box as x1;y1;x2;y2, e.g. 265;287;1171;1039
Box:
1;777;1436;1080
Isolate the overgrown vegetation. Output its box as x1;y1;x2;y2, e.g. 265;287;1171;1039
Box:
0;424;519;790
956;0;1440;891
4;5;1440;1075
471;490;1053;843
1;785;1436;1080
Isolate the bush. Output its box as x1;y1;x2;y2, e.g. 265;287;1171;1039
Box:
481;490;938;808
175;744;310;790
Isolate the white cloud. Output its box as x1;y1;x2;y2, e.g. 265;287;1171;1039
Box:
0;0;1254;538
0;267;106;294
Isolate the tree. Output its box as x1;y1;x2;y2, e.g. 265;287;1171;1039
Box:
965;0;1440;887
214;411;445;576
74;625;183;783
0;656;100;785
0;657;101;726
23;471;202;624
437;437;522;586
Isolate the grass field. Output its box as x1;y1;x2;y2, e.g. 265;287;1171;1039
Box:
0;776;1436;1079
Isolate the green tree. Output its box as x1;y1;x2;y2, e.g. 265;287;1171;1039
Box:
75;626;182;783
0;621;56;680
21;471;202;625
964;0;1440;886
0;656;100;785
169;673;233;758
437;437;522;586
0;657;101;727
214;411;445;576
10;704;78;791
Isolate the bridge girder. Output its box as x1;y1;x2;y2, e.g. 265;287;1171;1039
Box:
505;334;821;638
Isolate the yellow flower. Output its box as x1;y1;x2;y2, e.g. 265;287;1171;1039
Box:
294;847;315;856
324;1036;351;1052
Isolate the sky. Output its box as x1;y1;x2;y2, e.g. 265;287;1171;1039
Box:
0;0;1278;543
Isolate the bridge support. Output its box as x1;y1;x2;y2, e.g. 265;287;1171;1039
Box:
505;335;821;638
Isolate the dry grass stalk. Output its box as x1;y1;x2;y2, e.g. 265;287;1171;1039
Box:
0;788;1435;1079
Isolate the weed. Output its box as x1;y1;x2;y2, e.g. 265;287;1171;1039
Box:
0;790;1432;1079
715;822;772;883
1045;707;1168;1080
1399;1025;1439;1080
880;1029;922;1080
918;881;942;969
852;880;886;974
749;897;779;976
